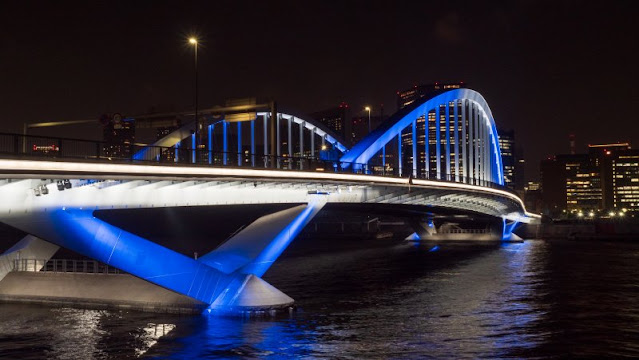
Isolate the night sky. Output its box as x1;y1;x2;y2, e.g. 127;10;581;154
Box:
1;0;637;180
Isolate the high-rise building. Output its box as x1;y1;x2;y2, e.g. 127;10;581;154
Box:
541;154;601;216
588;143;631;209
540;142;633;217
309;102;349;140
395;82;474;181
498;129;516;189
397;82;464;110
102;113;135;158
611;149;639;211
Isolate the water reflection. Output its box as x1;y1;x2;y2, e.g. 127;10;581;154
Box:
1;240;639;358
48;308;108;359
135;323;176;357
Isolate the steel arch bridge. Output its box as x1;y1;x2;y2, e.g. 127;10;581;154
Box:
131;88;504;189
0;88;538;314
341;88;503;186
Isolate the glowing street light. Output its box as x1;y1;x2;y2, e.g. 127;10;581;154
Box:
188;37;199;154
365;106;371;133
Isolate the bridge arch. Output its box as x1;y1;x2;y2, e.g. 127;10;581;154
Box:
134;111;349;168
340;88;504;186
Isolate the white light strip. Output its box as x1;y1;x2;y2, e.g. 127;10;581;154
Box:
0;159;540;219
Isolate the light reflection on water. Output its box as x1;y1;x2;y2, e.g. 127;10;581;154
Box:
0;239;638;359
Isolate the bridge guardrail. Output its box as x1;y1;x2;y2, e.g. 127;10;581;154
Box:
12;258;123;275
0;132;514;194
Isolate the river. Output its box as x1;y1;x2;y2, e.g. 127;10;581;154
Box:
0;239;638;359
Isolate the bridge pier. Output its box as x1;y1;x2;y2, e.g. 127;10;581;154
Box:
502;218;522;241
407;217;521;242
0;200;325;314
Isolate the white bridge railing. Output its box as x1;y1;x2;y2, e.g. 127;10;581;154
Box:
12;258;123;275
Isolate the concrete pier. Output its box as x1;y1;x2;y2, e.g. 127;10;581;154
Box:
0;272;206;314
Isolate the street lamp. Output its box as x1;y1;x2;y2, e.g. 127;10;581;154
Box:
188;37;199;153
365;106;371;133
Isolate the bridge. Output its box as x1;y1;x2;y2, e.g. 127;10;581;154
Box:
0;88;538;313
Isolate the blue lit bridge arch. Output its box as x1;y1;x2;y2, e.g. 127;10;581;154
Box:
340;88;503;186
133;111;349;170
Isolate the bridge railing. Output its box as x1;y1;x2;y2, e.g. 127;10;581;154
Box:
12;258;123;275
0;132;512;192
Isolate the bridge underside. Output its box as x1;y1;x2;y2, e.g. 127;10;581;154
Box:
0;165;532;313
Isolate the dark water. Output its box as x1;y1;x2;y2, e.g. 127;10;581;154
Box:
1;239;638;359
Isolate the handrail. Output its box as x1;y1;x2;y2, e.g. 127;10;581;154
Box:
11;258;123;275
0;132;515;194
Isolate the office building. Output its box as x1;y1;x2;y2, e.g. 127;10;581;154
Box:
309;102;349;140
102;113;135;158
540;142;634;217
498;129;517;190
397;82;465;110
611;149;639;211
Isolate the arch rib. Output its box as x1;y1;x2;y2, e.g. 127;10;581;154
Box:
339;88;503;185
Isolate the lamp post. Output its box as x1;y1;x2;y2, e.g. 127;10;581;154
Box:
188;37;199;154
365;106;371;132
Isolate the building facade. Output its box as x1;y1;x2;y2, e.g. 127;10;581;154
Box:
540;143;635;217
611;149;639;211
102;113;135;159
397;82;464;111
309;102;349;141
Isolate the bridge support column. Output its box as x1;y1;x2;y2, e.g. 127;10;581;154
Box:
191;133;196;164
445;102;451;181
223;121;228;166
0;200;325;313
412;119;417;177
251;119;255;167
198;200;326;311
454;100;459;182
1;209;230;306
208;124;214;165
0;235;59;282
435;105;441;179
397;131;403;177
502;218;522;241
237;122;242;166
474;104;480;185
406;217;436;240
276;115;281;168
461;100;468;183
263;114;269;167
424;111;429;178
299;121;304;170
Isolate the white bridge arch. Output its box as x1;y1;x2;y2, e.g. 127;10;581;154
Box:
340;88;503;186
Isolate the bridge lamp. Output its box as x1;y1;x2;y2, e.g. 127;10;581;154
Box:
188;37;199;154
365;106;371;132
589;212;595;218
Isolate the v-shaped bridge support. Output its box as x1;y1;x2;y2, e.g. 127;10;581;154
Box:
0;199;325;313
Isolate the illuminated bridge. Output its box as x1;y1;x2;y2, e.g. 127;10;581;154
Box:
0;88;538;312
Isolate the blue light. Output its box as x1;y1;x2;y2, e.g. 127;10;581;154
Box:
191;133;196;163
223;121;228;165
429;245;440;252
208;124;214;165
502;219;520;241
240;203;319;277
339;89;503;180
19;208;237;306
